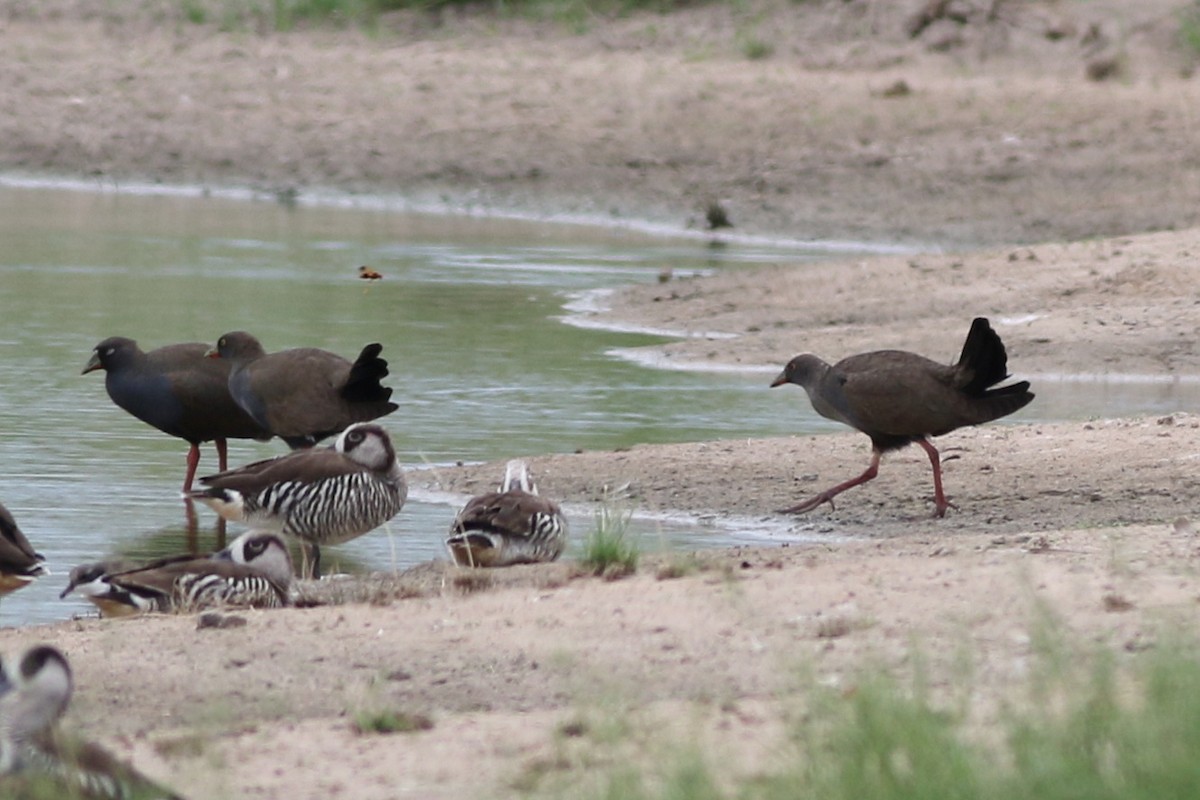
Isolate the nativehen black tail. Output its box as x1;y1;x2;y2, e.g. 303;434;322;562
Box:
340;344;400;425
957;317;1010;395
956;317;1034;419
341;343;395;405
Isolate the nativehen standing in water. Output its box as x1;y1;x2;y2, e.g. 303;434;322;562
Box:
446;459;568;567
188;423;406;577
770;317;1034;517
83;337;273;491
207;331;398;449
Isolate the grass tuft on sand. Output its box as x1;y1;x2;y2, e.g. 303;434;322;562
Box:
526;621;1200;799
579;491;640;577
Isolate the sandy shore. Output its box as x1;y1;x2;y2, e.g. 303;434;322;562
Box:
3;1;1200;797
4;0;1200;247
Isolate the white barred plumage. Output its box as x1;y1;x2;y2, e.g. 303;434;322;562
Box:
167;568;286;614
209;330;398;449
188;422;406;577
0;645;183;798
60;532;292;618
447;460;567;567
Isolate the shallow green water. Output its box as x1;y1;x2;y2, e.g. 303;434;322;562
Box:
0;185;853;626
1;183;1194;628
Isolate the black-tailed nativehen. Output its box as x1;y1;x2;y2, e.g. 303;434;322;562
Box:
84;336;272;491
207;331;398;449
770;317;1033;517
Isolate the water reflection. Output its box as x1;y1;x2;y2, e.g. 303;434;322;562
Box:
180;503;226;552
0;183;1195;628
0;185;838;627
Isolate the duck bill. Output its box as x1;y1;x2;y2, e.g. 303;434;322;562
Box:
211;546;235;562
81;352;102;375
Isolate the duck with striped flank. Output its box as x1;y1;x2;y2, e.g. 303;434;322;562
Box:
188;422;406;578
0;503;47;598
83;337;273;491
447;460;568;567
207;331;398;449
0;644;183;799
60;532;292;618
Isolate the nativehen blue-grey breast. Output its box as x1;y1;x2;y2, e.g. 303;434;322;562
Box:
0;644;184;798
770;317;1034;517
60;532;293;618
207;331;398;449
447;459;567;567
0;503;46;599
83;336;273;491
187;423;406;577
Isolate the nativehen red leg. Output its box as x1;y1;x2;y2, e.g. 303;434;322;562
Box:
916;437;958;518
183;443;202;493
778;450;881;514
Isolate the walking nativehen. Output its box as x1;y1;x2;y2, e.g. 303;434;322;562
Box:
207;331;398;449
84;337;272;491
0;644;184;798
446;459;568;567
769;317;1034;517
59;532;293;617
0;503;46;598
188;423;406;577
